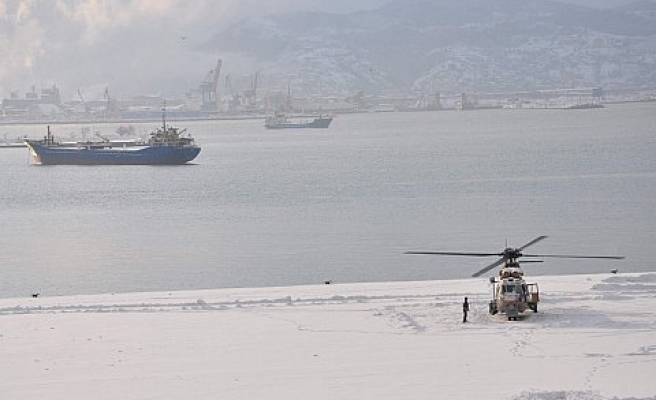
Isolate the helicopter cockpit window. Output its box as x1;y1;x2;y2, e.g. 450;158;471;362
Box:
503;284;516;293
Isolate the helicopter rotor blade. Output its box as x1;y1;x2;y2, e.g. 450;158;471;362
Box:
521;254;625;260
472;257;507;278
405;251;500;257
518;236;548;251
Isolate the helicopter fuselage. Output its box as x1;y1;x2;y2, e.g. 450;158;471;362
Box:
405;236;622;322
489;265;539;320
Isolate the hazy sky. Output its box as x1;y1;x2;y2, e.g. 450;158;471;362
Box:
0;0;389;100
0;0;640;101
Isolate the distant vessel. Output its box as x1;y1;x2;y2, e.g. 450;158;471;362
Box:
1;135;27;148
264;113;333;129
0;142;26;149
25;120;200;165
564;103;604;110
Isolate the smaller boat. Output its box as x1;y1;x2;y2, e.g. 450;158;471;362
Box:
0;135;27;148
564;102;604;110
0;141;27;149
264;113;333;129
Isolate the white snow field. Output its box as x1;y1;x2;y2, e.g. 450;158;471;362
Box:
1;272;655;400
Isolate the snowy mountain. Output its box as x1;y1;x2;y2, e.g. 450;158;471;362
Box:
203;0;656;95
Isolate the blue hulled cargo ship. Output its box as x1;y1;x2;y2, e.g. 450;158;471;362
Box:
25;122;200;165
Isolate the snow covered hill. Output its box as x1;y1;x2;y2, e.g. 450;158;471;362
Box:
204;0;656;95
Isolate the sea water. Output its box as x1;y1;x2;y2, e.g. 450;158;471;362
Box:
1;103;655;298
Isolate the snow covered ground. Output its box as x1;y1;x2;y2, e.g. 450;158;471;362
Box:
1;272;655;400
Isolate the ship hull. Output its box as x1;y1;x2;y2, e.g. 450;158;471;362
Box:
25;141;201;165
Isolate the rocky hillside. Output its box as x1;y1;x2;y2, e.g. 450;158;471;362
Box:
203;0;656;95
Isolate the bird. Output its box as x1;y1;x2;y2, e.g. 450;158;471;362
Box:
610;269;618;274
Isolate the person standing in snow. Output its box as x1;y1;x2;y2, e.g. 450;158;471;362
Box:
462;297;469;323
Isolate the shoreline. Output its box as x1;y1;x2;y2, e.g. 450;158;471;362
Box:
0;269;644;302
1;99;654;127
1;270;648;307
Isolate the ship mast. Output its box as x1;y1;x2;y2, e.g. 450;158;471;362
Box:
162;101;167;132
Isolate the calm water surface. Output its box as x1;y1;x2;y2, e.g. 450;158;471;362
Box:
1;104;655;298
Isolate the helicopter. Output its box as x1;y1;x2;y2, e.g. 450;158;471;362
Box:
406;236;624;320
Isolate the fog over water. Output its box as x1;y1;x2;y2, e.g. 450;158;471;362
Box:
1;103;654;298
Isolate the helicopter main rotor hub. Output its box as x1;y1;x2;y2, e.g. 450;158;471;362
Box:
502;248;523;261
